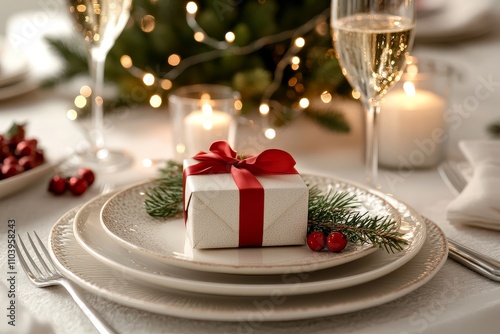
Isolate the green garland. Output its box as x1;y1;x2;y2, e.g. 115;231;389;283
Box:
144;161;408;253
44;0;351;132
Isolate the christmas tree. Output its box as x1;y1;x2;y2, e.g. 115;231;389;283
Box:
45;0;351;132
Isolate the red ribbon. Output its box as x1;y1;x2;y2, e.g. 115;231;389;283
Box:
183;141;298;247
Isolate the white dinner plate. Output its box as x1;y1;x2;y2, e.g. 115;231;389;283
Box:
99;175;401;274
73;185;426;296
49;206;447;321
0;161;53;199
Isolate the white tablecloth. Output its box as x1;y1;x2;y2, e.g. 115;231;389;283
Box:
2;5;500;334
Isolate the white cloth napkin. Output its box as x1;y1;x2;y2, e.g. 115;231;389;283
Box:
447;140;500;230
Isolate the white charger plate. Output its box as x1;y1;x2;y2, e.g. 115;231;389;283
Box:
73;185;426;296
49;205;447;321
99;175;401;274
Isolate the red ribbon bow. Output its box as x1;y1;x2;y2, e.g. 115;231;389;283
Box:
183;141;298;247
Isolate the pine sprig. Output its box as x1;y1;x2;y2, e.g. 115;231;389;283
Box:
144;163;408;252
144;161;183;217
307;187;408;253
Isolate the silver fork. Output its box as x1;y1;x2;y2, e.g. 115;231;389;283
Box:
15;232;117;334
439;161;500;281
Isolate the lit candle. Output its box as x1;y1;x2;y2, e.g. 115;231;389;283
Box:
184;99;232;154
379;81;447;169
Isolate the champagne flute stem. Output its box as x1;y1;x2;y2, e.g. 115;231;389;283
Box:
363;100;381;187
89;53;106;156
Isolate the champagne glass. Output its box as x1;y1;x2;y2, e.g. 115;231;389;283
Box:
67;0;133;171
331;0;415;186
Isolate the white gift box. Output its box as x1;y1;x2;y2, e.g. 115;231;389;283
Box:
183;159;309;249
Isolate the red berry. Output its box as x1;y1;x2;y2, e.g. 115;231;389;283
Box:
307;231;326;252
68;176;88;196
34;149;45;166
15;139;36;157
1;164;23;178
77;168;95;185
48;175;67;195
3;156;18;165
18;156;35;170
326;232;348;253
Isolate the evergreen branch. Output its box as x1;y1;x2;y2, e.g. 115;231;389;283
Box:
144;161;183;217
307;187;408;253
308;211;408;253
41;37;88;88
304;109;350;133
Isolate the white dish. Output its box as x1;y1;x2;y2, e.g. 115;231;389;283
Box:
0;78;38;101
0;37;30;88
0;162;53;199
416;0;495;41
49;205;447;321
74;185;426;296
100;176;401;274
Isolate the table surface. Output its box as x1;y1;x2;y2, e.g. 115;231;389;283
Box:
2;5;500;334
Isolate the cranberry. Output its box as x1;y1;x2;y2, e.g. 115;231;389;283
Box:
15;139;37;157
307;231;326;252
77;168;95;186
3;156;18;165
18;156;35;170
68;176;88;196
48;175;67;195
1;164;23;179
326;231;348;253
34;149;45;166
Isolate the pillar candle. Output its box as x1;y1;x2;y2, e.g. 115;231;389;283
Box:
184;103;232;155
379;83;446;169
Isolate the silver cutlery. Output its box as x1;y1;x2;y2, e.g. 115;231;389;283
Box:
15;232;118;334
439;160;500;281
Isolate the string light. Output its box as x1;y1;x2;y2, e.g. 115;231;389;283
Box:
299;98;309;108
259;104;270;115
143;73;155;86
234;99;243;111
67;109;78;120
194;32;205;42
80;85;92;97
120;55;133;68
74;95;87;108
142;158;153;168
160;79;172;90
168;54;181;66
140;15;156;32
321;91;332;103
225;31;235;43
264;128;276;140
186;2;198;14
351;90;361;100
294;37;305;48
150;94;162;108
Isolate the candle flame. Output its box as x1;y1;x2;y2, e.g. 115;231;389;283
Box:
202;103;213;130
403;81;416;97
202;104;213;116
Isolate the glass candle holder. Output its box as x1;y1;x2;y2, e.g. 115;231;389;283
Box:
169;85;240;161
378;57;456;169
